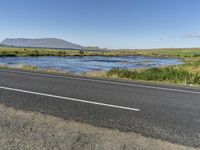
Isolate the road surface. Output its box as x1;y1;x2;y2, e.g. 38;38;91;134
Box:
0;68;200;147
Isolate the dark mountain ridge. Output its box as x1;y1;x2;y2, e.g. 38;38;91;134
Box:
1;38;83;49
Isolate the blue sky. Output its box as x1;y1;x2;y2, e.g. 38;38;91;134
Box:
0;0;200;49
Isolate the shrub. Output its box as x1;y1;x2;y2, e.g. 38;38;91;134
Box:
106;67;200;85
79;50;84;55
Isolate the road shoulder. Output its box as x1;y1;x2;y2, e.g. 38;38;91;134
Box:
0;104;198;150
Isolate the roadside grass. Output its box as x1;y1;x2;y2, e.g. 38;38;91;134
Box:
106;67;200;85
105;48;200;85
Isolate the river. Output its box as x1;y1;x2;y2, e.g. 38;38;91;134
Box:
0;56;182;73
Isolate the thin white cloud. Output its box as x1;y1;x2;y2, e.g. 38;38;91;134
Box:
184;33;200;38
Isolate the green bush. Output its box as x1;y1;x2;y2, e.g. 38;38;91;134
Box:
79;50;84;55
106;67;200;85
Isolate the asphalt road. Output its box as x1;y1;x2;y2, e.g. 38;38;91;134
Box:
0;68;200;147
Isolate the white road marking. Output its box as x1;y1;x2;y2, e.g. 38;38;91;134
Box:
1;69;200;95
0;86;140;112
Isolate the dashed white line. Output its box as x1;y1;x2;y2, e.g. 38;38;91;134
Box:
0;86;140;112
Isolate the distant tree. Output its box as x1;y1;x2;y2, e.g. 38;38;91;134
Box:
14;50;19;54
79;50;84;55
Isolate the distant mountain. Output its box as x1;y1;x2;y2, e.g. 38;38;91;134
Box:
1;38;83;49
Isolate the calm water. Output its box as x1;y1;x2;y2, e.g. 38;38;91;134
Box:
0;56;182;73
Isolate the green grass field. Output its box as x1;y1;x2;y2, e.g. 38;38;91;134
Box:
0;46;200;58
0;47;93;57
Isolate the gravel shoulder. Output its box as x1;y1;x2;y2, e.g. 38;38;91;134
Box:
0;104;199;150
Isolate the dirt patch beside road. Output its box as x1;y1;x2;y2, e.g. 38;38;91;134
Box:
0;104;198;150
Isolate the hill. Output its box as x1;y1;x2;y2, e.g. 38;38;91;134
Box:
1;38;82;49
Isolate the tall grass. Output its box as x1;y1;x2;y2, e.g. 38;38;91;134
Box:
106;67;200;85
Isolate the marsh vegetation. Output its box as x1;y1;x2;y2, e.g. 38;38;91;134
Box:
0;46;200;85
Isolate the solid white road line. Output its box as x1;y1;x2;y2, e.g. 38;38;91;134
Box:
0;86;140;112
1;69;200;95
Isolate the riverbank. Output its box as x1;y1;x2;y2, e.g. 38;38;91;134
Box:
87;48;200;85
104;49;200;85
